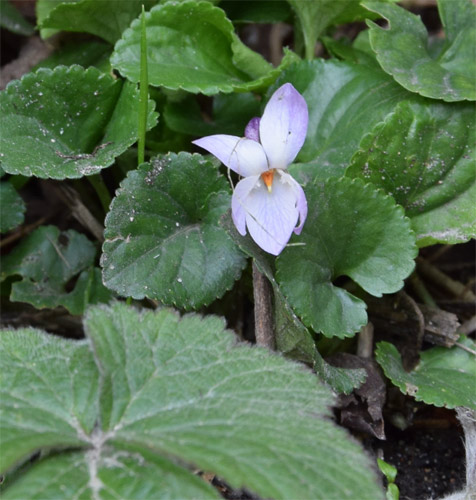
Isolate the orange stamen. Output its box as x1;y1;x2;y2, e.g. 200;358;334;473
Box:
261;169;275;193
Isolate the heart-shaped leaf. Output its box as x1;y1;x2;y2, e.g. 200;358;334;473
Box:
1;303;384;499
269;60;413;183
347;100;476;246
1;226;111;314
376;337;476;409
37;0;157;44
0;182;25;233
111;1;294;95
0;66;157;179
363;0;476;101
277;177;417;338
101;153;246;308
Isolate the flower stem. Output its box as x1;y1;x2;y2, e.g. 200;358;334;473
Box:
252;261;275;349
138;4;149;166
87;174;111;213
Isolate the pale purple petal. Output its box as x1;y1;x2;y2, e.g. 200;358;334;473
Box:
245;117;261;142
259;83;308;170
192;135;268;177
231;175;260;236
243;172;300;255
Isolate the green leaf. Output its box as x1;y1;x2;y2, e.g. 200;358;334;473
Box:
363;1;476;102
377;458;397;483
387;483;400;500
437;0;476;43
37;0;157;44
0;328;99;472
347;100;476;246
0;66;157;179
2;450;220;499
277;177;417;338
33;40;111;73
1;226;111;314
221;211;366;394
89;303;382;499
111;1;293;95
0;182;25;233
287;0;379;59
0;1;35;36
270;60;412;183
322;33;379;67
224;0;292;24
101;153;246;309
2;303;384;498
165;92;261;138
376;337;476;410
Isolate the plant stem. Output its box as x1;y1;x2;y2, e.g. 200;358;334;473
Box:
138;4;149;166
417;257;476;301
409;272;438;307
87;174;111;213
252;261;275;349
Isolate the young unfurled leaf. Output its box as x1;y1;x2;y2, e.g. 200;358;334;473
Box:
376;337;476;409
101;153;246;308
111;1;294;95
363;0;476;101
0;66;157;179
277;177;417;338
1;226;111;314
347;100;476;246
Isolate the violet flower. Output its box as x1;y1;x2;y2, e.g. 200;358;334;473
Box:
193;83;308;255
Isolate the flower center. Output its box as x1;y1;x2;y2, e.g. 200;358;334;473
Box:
260;169;275;193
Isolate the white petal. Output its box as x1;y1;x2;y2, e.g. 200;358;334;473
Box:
259;83;308;170
280;171;308;235
232;176;260;236
192;135;268;177
243;171;301;255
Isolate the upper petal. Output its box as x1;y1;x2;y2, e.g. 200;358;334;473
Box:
259;83;308;170
192;135;268;177
243;172;301;255
231;175;260;236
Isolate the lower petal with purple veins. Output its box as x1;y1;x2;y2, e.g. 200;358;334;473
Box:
241;171;302;255
232;175;260;236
